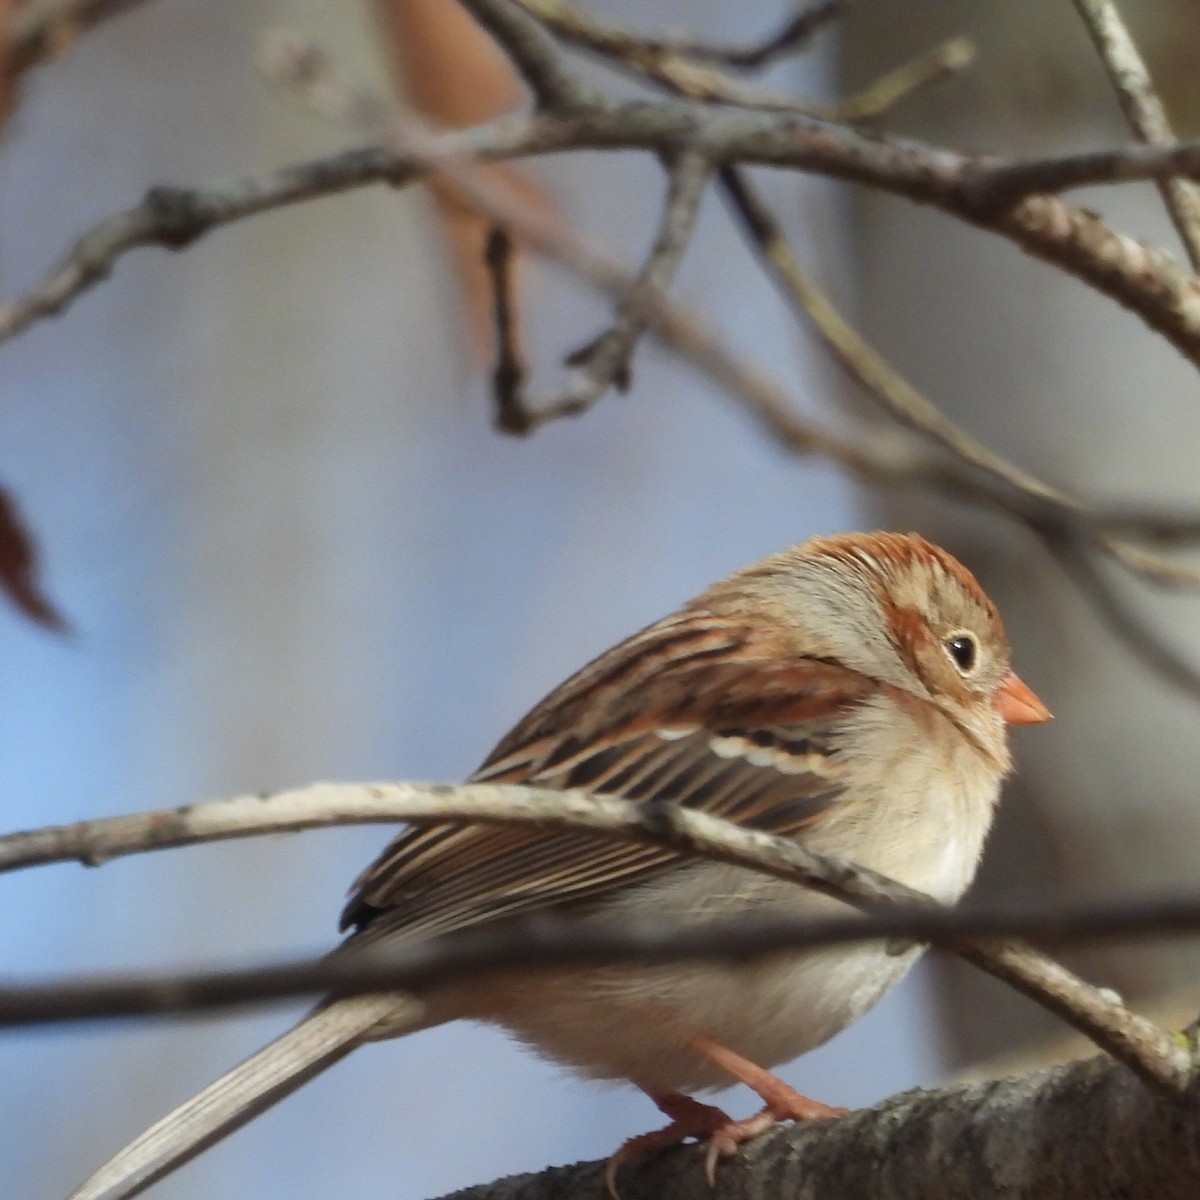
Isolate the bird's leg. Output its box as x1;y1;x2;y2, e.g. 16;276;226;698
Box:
606;1035;848;1196
605;1092;732;1199
686;1032;848;1181
687;1032;847;1119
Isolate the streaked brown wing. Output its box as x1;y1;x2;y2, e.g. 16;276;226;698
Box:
341;612;872;941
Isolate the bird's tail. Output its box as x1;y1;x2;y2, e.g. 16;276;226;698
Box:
67;993;424;1200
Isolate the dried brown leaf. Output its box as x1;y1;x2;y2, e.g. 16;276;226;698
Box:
373;0;553;359
0;485;68;631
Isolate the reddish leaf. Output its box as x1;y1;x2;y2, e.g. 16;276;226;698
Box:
373;0;555;361
0;486;69;632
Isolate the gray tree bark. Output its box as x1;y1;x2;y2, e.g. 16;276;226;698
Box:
441;1053;1200;1200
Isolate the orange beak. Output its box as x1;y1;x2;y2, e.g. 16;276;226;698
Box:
994;669;1052;725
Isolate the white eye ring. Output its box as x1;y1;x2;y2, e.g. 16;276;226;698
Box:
945;632;978;675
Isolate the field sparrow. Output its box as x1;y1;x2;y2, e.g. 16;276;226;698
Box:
70;531;1049;1200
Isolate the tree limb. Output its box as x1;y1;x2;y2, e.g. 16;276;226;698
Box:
457;0;599;111
494;148;713;432
7;886;1200;1028
440;1054;1200;1200
1071;0;1200;270
0;781;1189;1090
7;103;1200;367
6;0;154;75
8;32;1200;704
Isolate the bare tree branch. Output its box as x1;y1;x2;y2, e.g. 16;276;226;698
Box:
1048;532;1200;701
441;1055;1200;1200
515;0;847;75
717;167;1066;506
8;883;1200;1028
258;34;1200;715
6;29;1200;708
0;781;1189;1090
963;141;1200;208
511;0;838;115
6;0;154;75
483;226;530;427
0;146;414;344
456;0;597;111
497;148;713;431
820;35;975;122
7;101;1200;366
515;0;971;121
1071;0;1200;270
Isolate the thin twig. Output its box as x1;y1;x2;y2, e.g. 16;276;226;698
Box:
456;0;598;111
5;78;1200;587
7;99;1200;368
483;227;530;430
514;0;968;122
964;141;1200;211
819;36;975;123
6;0;154;75
1099;538;1200;589
510;0;830;114
0;147;414;344
718;167;1064;506
0;782;1189;1091
1071;0;1200;271
510;148;713;429
7;889;1200;1027
716;168;1200;588
1050;533;1200;703
1086;507;1200;545
642;1;846;70
266;41;1200;680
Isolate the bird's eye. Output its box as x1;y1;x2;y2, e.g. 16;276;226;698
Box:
946;634;978;674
